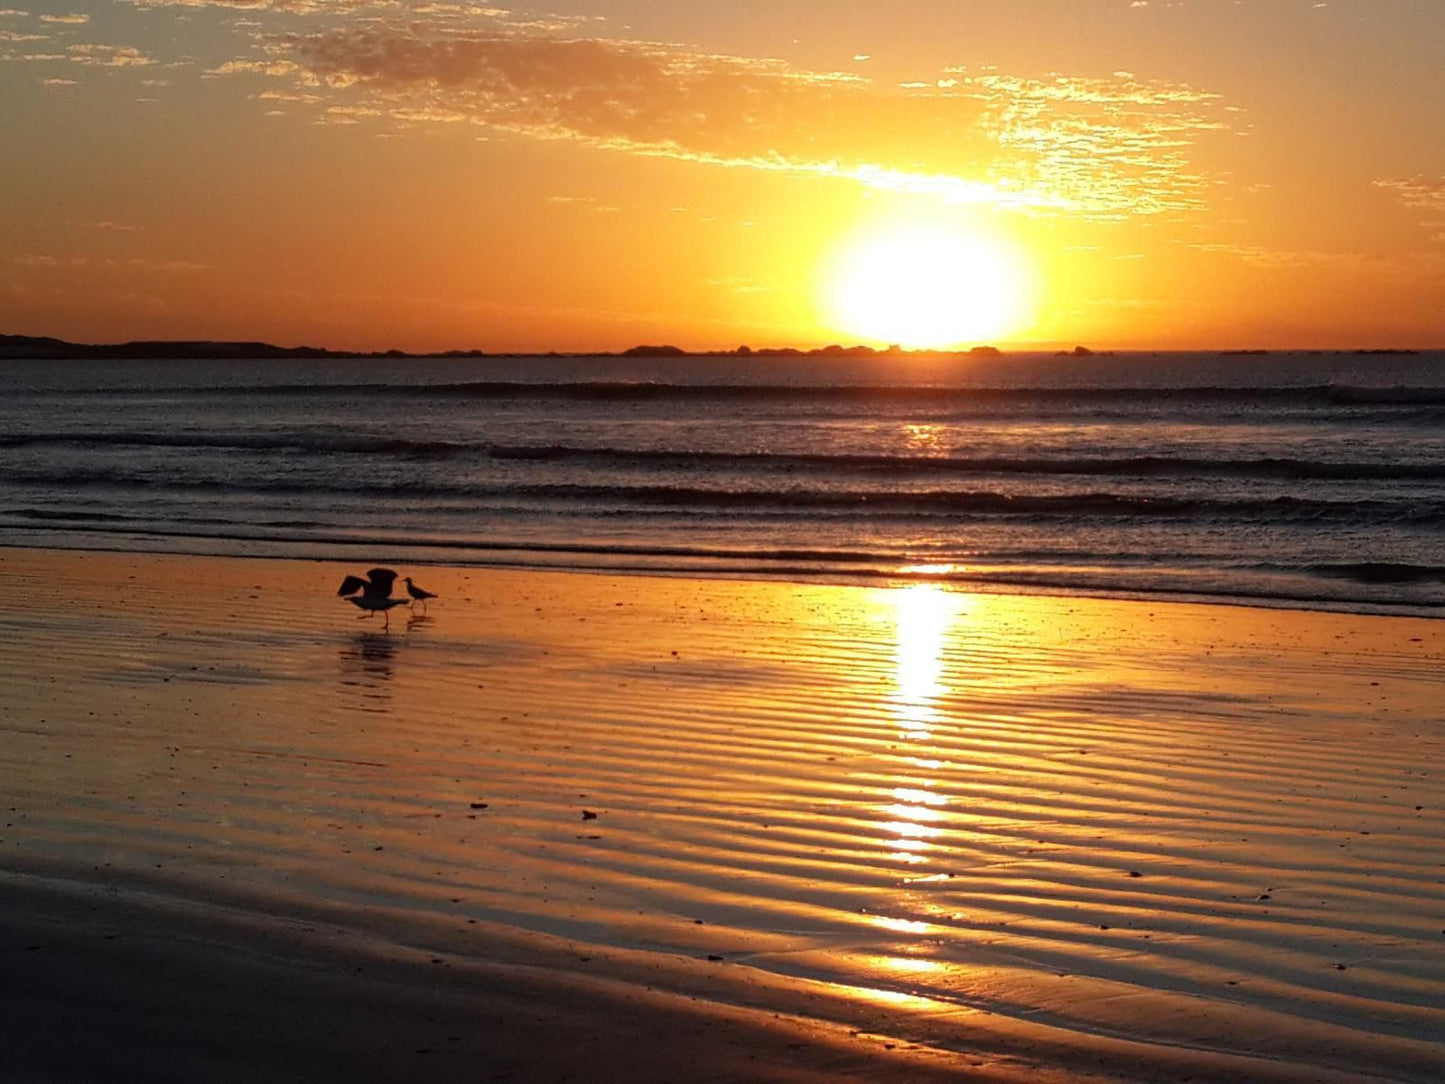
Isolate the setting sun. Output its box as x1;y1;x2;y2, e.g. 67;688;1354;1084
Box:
821;226;1033;349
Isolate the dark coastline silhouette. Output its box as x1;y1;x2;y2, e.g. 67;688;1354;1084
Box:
1;333;1424;361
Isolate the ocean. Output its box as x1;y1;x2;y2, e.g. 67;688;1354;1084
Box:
2;350;1442;615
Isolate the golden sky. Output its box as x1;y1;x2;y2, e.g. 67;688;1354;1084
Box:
2;0;1442;351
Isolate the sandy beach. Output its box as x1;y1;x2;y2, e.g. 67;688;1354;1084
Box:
1;547;1441;1082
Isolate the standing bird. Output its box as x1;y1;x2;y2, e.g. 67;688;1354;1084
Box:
338;567;409;629
403;576;437;612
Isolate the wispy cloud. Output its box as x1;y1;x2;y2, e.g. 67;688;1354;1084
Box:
68;43;154;67
121;0;596;27
122;0;335;12
208;57;299;75
1181;242;1341;268
10;252;210;272
1375;176;1445;237
1375;176;1445;210
917;68;1229;217
219;22;1231;219
1182;239;1445;279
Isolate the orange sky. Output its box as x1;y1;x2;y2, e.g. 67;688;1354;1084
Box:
2;0;1442;351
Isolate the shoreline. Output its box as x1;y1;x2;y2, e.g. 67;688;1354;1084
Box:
3;546;1441;1081
2;537;1438;622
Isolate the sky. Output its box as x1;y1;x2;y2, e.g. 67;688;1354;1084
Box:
2;0;1442;352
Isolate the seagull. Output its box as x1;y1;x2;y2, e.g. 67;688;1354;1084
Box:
403;576;437;612
338;567;409;629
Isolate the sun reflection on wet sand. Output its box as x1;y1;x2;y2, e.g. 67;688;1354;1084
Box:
890;583;950;741
876;585;955;931
3;551;1443;1081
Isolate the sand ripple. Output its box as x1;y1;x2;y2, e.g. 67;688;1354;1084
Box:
1;550;1441;1079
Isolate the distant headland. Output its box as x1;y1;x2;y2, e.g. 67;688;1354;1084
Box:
0;334;1004;361
0;333;1424;361
0;333;1017;362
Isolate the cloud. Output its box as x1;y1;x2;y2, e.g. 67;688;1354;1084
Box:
1376;177;1445;243
925;68;1229;216
120;0;598;26
208;57;299;75
1375;176;1445;214
39;12;89;22
1182;239;1445;279
1181;242;1340;268
10;253;209;272
257;86;321;102
68;43;154;67
243;24;1230;219
123;0;323;11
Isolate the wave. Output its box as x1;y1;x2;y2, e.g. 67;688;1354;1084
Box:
6;433;1444;483
25;381;1445;407
1302;561;1445;584
6;472;1442;524
228;382;1445;407
0;431;468;458
4;516;1441;613
463;446;1445;482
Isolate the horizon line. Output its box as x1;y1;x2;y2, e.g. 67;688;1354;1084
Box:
2;332;1439;361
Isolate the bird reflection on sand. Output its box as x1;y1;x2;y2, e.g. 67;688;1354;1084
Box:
335;604;437;712
338;632;399;712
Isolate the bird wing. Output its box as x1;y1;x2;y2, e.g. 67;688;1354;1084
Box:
338;575;368;597
365;568;399;597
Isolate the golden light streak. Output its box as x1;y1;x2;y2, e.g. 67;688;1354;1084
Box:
892;583;950;738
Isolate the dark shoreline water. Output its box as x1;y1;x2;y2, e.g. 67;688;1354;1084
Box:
3;350;1442;616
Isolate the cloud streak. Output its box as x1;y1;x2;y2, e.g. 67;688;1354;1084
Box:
67;43;154;67
1376;176;1445;236
216;21;1231;219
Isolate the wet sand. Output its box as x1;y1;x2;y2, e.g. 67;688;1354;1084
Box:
1;547;1441;1082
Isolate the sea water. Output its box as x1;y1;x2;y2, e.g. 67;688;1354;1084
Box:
2;350;1442;614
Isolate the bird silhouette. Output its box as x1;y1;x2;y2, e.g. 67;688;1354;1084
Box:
338;567;409;629
403;576;437;612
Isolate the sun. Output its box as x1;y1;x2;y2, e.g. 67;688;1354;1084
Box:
820;225;1032;349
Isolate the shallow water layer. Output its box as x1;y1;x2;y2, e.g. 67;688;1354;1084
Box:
1;549;1442;1079
2;351;1443;613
